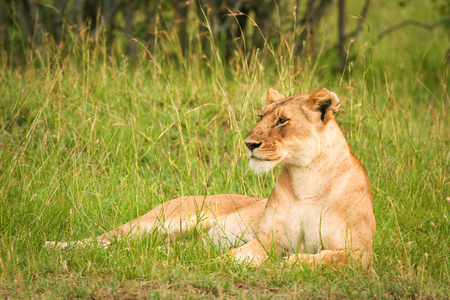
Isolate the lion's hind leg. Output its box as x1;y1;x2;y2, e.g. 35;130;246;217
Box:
207;199;266;251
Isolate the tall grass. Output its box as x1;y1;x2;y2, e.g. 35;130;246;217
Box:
0;0;449;298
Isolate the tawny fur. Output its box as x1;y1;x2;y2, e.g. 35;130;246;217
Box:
46;88;376;269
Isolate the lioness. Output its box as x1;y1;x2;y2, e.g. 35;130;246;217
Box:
46;88;376;268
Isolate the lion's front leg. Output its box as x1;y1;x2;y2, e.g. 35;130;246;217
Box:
228;239;268;266
285;249;367;269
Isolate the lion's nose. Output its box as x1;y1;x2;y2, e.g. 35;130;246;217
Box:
245;142;262;151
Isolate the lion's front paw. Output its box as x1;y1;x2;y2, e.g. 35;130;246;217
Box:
285;253;316;266
228;247;255;264
227;241;268;266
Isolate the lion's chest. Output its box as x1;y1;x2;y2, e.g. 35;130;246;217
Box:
273;201;325;253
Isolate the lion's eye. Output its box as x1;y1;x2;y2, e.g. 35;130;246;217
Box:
257;115;263;121
276;117;288;125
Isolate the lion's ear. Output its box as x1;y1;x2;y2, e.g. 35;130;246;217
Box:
266;88;284;104
308;88;340;123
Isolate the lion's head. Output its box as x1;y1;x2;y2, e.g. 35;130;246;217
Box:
245;88;340;173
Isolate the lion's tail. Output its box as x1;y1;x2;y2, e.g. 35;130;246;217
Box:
44;236;111;249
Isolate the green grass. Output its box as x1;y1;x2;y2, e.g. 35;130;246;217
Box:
1;1;449;298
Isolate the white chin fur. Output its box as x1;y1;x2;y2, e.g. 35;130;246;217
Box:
249;158;278;174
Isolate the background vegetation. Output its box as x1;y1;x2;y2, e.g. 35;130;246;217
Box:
0;0;449;298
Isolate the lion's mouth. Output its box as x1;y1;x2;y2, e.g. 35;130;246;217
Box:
250;155;272;162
